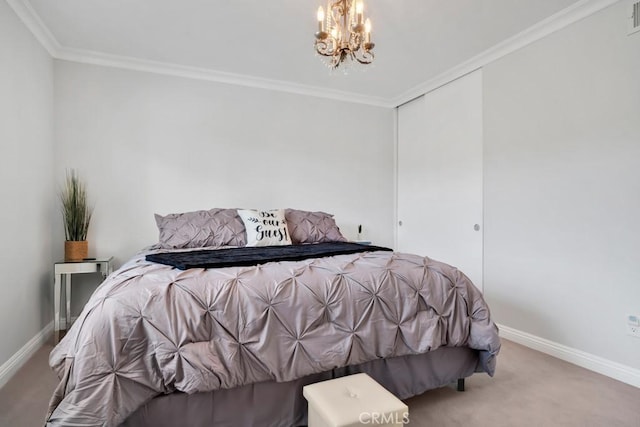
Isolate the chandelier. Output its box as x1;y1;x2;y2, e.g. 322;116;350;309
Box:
314;0;375;69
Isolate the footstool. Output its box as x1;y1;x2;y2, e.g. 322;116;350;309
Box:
303;373;409;427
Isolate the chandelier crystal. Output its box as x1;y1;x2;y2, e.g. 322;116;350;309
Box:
314;0;375;70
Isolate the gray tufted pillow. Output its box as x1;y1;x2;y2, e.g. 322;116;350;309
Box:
155;208;246;249
285;209;347;244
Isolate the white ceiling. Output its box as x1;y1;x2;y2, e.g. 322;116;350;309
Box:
22;0;586;104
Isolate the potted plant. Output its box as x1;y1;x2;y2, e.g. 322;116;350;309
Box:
60;169;93;261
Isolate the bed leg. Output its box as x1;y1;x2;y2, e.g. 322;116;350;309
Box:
456;378;465;392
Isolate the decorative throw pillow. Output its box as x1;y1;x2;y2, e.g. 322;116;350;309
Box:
285;209;347;244
155;208;246;249
237;209;292;247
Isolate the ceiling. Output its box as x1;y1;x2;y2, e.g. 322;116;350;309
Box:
22;0;586;104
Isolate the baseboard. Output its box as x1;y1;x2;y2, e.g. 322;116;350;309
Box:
0;321;53;390
498;323;640;389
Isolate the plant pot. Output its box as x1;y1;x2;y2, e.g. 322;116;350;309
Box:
65;240;88;262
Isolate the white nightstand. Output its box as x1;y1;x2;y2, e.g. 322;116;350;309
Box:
54;257;113;343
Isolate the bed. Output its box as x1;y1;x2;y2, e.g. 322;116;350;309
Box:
46;208;501;427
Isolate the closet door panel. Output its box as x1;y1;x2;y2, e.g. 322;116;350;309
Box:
397;70;483;290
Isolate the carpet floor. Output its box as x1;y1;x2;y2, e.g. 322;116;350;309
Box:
0;339;638;426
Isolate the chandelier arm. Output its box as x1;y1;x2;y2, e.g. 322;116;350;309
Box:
354;49;374;65
315;36;339;55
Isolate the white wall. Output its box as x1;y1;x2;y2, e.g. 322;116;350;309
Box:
53;61;395;310
484;1;640;370
0;1;54;368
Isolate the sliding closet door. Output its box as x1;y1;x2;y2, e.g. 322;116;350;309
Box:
397;69;483;291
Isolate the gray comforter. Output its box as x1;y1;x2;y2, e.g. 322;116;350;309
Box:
47;248;501;427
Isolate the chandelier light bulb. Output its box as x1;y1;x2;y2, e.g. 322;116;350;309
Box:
364;18;373;45
315;6;329;40
317;6;325;32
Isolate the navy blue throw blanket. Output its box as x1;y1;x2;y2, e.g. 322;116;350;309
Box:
146;242;392;270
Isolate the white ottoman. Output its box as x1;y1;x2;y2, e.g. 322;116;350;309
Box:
303;373;409;427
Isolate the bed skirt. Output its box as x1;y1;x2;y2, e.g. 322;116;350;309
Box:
121;346;480;427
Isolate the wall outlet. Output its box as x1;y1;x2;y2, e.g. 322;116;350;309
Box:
627;314;640;338
628;324;640;338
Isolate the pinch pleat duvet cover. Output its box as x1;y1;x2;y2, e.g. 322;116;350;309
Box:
46;247;501;427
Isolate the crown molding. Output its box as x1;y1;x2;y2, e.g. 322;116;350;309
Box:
390;0;621;107
8;0;620;109
5;1;390;108
55;47;393;108
5;0;61;56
